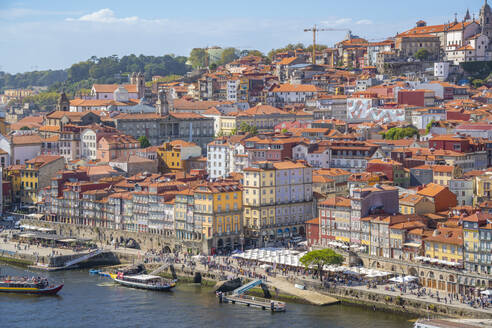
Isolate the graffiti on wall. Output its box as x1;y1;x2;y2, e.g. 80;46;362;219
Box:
347;98;405;123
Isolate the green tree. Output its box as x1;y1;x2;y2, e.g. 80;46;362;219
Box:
382;127;419;140
240;122;251;133
281;128;288;134
230;128;238;135
267;43;305;60
20;126;31;130
138;136;151;148
299;249;344;281
220;47;239;65
426;120;435;134
189;48;208;69
472;79;485;88
415;48;430;61
9;91;60;111
245;50;265;58
239;122;258;135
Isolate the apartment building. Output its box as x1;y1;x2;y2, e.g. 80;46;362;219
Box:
193;180;243;253
243;160;312;248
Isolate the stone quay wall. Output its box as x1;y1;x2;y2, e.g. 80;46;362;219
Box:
21;219;205;254
296;278;492;319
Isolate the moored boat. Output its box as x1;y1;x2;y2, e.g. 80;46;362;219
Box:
0;276;63;295
110;272;176;291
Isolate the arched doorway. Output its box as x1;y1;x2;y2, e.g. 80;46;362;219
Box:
292;227;298;236
408;267;418;277
162;246;172;254
427;271;436;289
448;275;456;293
217;239;224;248
299;226;305;236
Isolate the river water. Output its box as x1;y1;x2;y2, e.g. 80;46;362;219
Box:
0;265;414;328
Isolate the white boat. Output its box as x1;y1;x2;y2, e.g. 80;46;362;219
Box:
110;273;176;291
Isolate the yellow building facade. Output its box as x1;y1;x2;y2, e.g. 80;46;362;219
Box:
424;227;463;263
157;140;201;172
194;181;243;251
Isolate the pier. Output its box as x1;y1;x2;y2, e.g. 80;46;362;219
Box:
218;279;286;311
220;293;286;312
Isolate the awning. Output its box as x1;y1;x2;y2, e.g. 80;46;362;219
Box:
403;242;421;248
27;213;44;219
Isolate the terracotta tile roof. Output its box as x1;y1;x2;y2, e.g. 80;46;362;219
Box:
202;107;222;115
424;227;463;245
312;175;334;183
368;158;402;166
173;99;222;111
399;193;426;205
314;168;351;176
114;113;162;120
25;155;63;167
277;57;298;65
167;140;199;148
110;155;155;164
272;161;307;170
319;196;351;207
417;183;447;197
390;220;426;230
70;99;133;107
39;125;60;132
169;112;206;119
430;165;454;173
271;84;319;93
10;116;44;130
238;104;288;117
12;134;43;145
462;212;492;223
92;84;137;93
400;21;476;36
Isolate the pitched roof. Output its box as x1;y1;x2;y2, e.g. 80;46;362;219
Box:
25;155;63;167
271;84;319;93
12;134;43;145
238;104;288;116
399;193;426;205
167;140;199;148
277;57;298;65
417;183;447;197
92;84;137;93
272;161;307;170
462;212;492;223
424;227;463;245
10;116;44;130
319;196;351;207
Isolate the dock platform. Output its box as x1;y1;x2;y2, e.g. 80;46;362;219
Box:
219;293;286;312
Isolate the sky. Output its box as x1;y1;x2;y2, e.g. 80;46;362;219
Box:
0;0;487;73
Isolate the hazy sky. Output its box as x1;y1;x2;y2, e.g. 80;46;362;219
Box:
0;0;486;73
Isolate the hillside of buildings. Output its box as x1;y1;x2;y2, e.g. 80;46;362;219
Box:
1;2;492;301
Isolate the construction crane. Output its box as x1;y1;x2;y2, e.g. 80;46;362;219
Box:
303;25;348;65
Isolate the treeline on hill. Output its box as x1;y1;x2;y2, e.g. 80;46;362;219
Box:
267;43;328;60
460;61;492;87
0;54;190;95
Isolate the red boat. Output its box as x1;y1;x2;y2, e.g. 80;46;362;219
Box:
0;277;64;295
